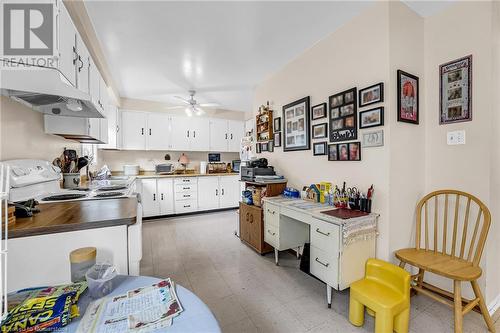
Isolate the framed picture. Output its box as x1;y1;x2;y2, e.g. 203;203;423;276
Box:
261;142;268;152
348;142;361;161
359;82;384;107
329;87;357;142
311;103;327;120
328;144;338;161
273;132;281;147
283;96;311;152
312;123;328;139
313;142;327;156
274;117;281;132
359;107;384;129
338;143;349;161
268;141;274;152
362;130;384;148
439;55;472;124
397;70;419;124
256;143;261;153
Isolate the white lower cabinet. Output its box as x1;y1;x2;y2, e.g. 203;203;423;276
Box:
139;176;239;217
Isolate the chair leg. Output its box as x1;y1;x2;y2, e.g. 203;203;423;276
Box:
399;261;406;268
375;310;394;333
471;280;496;332
394;308;410;333
454;280;463;333
349;296;365;327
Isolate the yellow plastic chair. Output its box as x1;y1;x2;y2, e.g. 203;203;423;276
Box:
349;259;411;333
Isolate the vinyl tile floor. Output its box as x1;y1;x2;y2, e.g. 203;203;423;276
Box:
140;210;500;333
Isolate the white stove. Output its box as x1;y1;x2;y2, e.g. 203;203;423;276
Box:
1;159;135;203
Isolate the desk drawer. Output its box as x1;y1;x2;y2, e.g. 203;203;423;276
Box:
174;191;197;201
264;202;279;228
175;199;197;213
264;224;279;248
310;245;338;288
310;219;340;254
175;184;197;193
174;177;197;185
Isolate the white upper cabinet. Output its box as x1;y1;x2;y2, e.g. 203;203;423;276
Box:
209;119;230;152
75;34;90;94
121;111;147;150
228;120;244;152
189;118;210;151
89;57;100;106
147;113;171;150
170;116;191;151
101;105;118;149
58;3;77;86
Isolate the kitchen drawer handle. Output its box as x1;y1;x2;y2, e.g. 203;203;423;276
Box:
183;205;190;208
161;193;164;200
267;229;276;236
315;257;329;268
183;194;190;198
315;228;330;237
183;179;189;182
183;187;190;190
153;193;156;201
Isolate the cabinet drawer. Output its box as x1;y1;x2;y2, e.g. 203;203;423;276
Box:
264;224;279;248
175;199;197;213
174;191;197;201
310;219;340;254
174;177;197;185
264;203;279;227
310;245;338;287
175;184;197;193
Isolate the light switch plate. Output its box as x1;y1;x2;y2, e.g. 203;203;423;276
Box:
447;130;466;145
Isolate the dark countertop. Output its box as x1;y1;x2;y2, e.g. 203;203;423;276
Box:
7;197;138;239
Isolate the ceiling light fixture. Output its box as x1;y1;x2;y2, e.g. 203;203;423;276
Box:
185;106;193;117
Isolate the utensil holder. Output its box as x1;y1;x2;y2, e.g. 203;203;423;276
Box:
62;173;81;189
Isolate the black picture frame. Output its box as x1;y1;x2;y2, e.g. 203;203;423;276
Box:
328;87;357;143
313;142;327;156
261;142;268;152
328;144;338;161
273;132;281;147
274;117;281;132
312;123;328;139
359;107;384;129
359;82;384;107
328;142;362;161
439;55;472;125
256;143;261;154
397;70;419;124
311;103;327;120
268;140;274;152
283;96;311;152
348;142;361;161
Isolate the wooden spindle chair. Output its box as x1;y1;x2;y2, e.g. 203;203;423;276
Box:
395;190;495;333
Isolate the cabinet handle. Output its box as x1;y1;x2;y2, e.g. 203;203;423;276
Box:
183;179;189;182
184;205;191;208
245;212;249;222
267;229;276;236
153;193;156;201
149;128;152;135
315;228;330;237
315;257;329;267
183;194;190;198
221;188;224;196
161;193;164;200
249;215;253;223
231;133;233;140
183;187;190;190
72;46;78;65
141;128;144;135
225;133;228;140
78;55;83;72
187;130;189;138
116;125;120;133
216;189;218;196
193;131;196;138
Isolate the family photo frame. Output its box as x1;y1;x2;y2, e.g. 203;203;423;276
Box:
328;87;358;142
359;82;384;107
283;96;311;152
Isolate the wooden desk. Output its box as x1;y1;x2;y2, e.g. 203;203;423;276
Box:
263;196;378;308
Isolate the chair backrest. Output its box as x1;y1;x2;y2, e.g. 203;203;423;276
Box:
366;258;410;299
415;190;491;266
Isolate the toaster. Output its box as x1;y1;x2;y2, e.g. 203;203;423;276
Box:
155;163;174;174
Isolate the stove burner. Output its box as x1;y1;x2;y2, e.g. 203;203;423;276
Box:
97;186;127;191
41;193;87;201
94;192;124;198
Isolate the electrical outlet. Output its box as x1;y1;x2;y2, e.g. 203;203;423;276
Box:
447;130;466;145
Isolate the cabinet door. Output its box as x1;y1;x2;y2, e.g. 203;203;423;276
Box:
88;118;100;140
198;177;220;210
141;179;159;217
190;118;210;151
147;113;171;150
75;34;89;94
170;116;191;151
101;105;117;149
239;203;250;244
248;209;262;251
99;73;107;111
158;178;174;215
209;119;229;152
89;57;100;107
121;111;147;150
58;3;77;86
219;175;239;208
228;120;245;152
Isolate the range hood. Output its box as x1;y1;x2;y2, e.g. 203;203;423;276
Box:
0;67;104;118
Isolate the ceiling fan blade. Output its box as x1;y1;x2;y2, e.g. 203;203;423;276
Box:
199;103;220;107
174;96;191;104
165;106;184;110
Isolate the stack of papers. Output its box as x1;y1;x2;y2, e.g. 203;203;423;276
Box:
77;279;183;333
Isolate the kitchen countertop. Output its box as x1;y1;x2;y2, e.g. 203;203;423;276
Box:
7;197;138;239
112;171;239;179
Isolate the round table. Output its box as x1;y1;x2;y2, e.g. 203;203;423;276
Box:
66;275;220;332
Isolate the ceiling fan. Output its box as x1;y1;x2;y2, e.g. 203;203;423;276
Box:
167;90;219;116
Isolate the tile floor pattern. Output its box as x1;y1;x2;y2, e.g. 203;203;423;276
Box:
141;210;500;333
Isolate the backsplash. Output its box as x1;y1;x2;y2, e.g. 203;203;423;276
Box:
98;150;240;172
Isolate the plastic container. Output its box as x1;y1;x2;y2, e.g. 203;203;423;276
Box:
123;164;140;176
85;263;117;298
70;247;96;282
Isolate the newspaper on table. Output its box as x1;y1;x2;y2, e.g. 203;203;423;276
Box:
77;279;183;333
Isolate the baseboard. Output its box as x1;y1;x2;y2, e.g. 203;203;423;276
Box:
487;293;500;315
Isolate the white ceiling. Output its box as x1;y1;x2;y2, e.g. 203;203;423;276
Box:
85;1;454;112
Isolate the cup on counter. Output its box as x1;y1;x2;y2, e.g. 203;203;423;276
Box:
62;173;81;189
